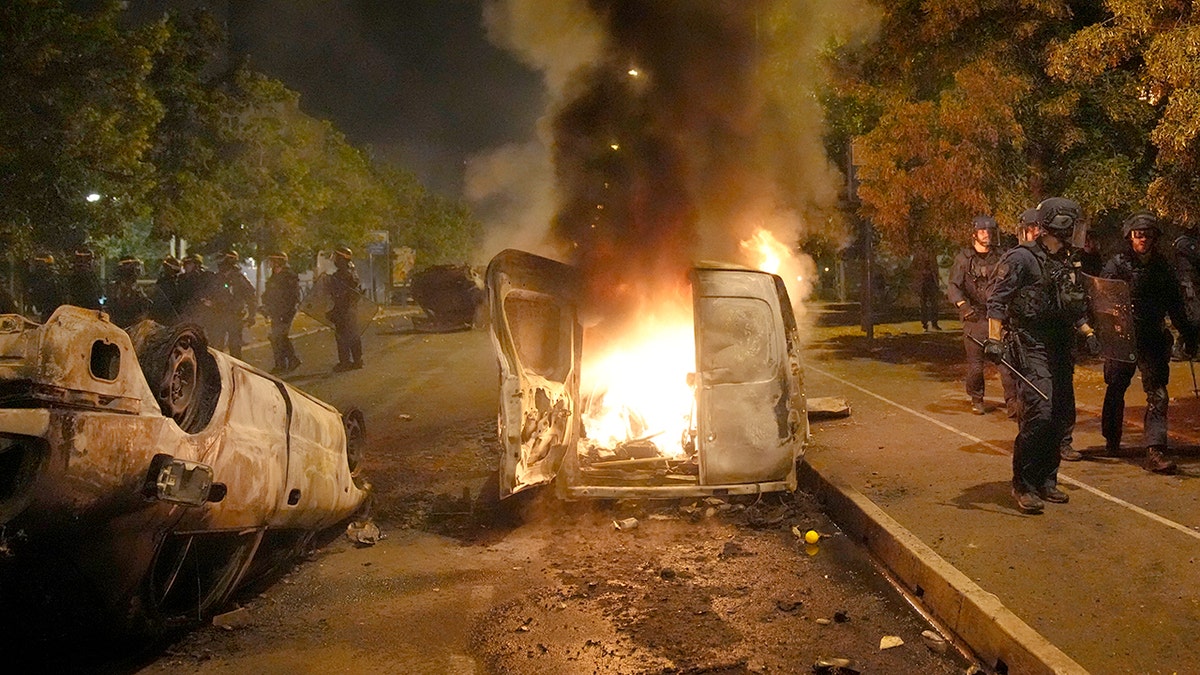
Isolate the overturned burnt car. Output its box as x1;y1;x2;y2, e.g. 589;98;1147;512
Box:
0;306;368;634
487;249;808;500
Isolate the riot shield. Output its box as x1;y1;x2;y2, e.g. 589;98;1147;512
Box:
300;273;378;335
1082;273;1135;363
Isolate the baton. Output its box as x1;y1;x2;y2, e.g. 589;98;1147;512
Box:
1190;359;1199;399
966;334;1049;401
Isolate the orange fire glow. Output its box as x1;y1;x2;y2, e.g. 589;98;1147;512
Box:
578;226;801;459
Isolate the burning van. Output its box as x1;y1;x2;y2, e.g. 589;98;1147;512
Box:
487;249;808;500
0;306;367;634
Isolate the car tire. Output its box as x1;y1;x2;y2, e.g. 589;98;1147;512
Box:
139;324;221;433
343;407;366;483
143;529;263;629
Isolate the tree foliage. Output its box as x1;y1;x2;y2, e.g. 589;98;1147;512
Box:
0;0;162;253
0;0;481;272
824;0;1200;255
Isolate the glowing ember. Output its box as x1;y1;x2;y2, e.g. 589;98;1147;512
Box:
578;226;806;462
580;309;696;459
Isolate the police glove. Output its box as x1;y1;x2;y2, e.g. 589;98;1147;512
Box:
1084;332;1101;356
960;307;979;323
982;339;1004;364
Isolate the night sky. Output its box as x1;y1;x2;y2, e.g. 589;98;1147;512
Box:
127;0;546;196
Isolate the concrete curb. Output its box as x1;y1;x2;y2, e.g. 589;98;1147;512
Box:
798;462;1089;675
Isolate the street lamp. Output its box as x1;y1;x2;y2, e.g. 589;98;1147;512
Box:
86;193;101;203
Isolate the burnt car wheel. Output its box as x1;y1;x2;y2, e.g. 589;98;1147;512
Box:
139;325;221;434
344;407;366;481
145;530;262;627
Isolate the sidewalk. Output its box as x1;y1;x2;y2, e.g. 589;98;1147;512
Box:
800;317;1200;674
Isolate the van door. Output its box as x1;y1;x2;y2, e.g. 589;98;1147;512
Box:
486;250;582;498
691;267;806;487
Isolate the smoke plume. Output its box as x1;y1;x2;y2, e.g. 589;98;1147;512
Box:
473;0;878;324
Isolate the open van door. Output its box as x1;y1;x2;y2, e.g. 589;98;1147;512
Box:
691;267;806;487
486;250;582;498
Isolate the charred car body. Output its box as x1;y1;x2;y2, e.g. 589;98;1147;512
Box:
0;306;367;634
487;249;808;500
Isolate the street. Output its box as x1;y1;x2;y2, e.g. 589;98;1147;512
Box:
122;314;968;674
41;306;1200;674
803;315;1200;674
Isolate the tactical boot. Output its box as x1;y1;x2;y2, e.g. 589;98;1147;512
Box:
1144;447;1177;474
970;398;988;415
1059;444;1082;462
1012;488;1044;514
1038;486;1070;503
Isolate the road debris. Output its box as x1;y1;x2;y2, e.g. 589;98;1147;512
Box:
921;629;949;654
807;396;852;420
613;517;639;531
812;656;859;674
212;607;252;630
345;519;381;546
879;635;904;649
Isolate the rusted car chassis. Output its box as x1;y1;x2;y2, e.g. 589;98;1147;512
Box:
0;306;368;634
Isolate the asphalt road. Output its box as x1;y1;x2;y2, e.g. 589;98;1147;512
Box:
802;317;1200;675
128;313;969;674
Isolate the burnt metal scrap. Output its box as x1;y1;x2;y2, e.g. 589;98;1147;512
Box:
0;305;369;635
409;264;484;332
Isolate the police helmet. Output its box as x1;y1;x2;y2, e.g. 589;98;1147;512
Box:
1019;208;1041;228
334;246;352;260
1121;210;1161;239
33;253;55;266
972;215;998;230
161;256;181;272
183;253;203;267
1036;197;1081;236
268;252;289;263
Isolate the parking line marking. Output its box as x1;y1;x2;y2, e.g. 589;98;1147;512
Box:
806;363;1200;543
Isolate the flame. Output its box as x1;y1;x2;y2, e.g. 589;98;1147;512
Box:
740;227;790;274
577;226;807;461
580;307;696;458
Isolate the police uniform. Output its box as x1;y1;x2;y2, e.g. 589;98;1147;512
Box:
105;258;151;327
178;254;220;336
25;256;62;322
262;254;301;373
1173;224;1200;327
211;253;257;359
987;198;1094;514
947;215;1018;416
329;248;363;371
66;250;103;310
150;257;184;324
1100;212;1197;473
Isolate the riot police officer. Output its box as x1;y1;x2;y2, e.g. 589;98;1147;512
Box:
329;246;363;371
150;256;183;324
1100;212;1197;474
1173;220;1200;328
947;215;1018;416
985;198;1098;514
211;251;257;358
178;253;218;334
105;256;150;327
66;248;103;310
25;253;62;322
262;252;300;373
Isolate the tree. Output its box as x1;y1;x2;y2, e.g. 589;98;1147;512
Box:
1048;1;1200;225
822;1;1151;254
0;0;162;254
142;9;230;247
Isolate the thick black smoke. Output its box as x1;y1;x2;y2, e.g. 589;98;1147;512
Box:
551;0;771;322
